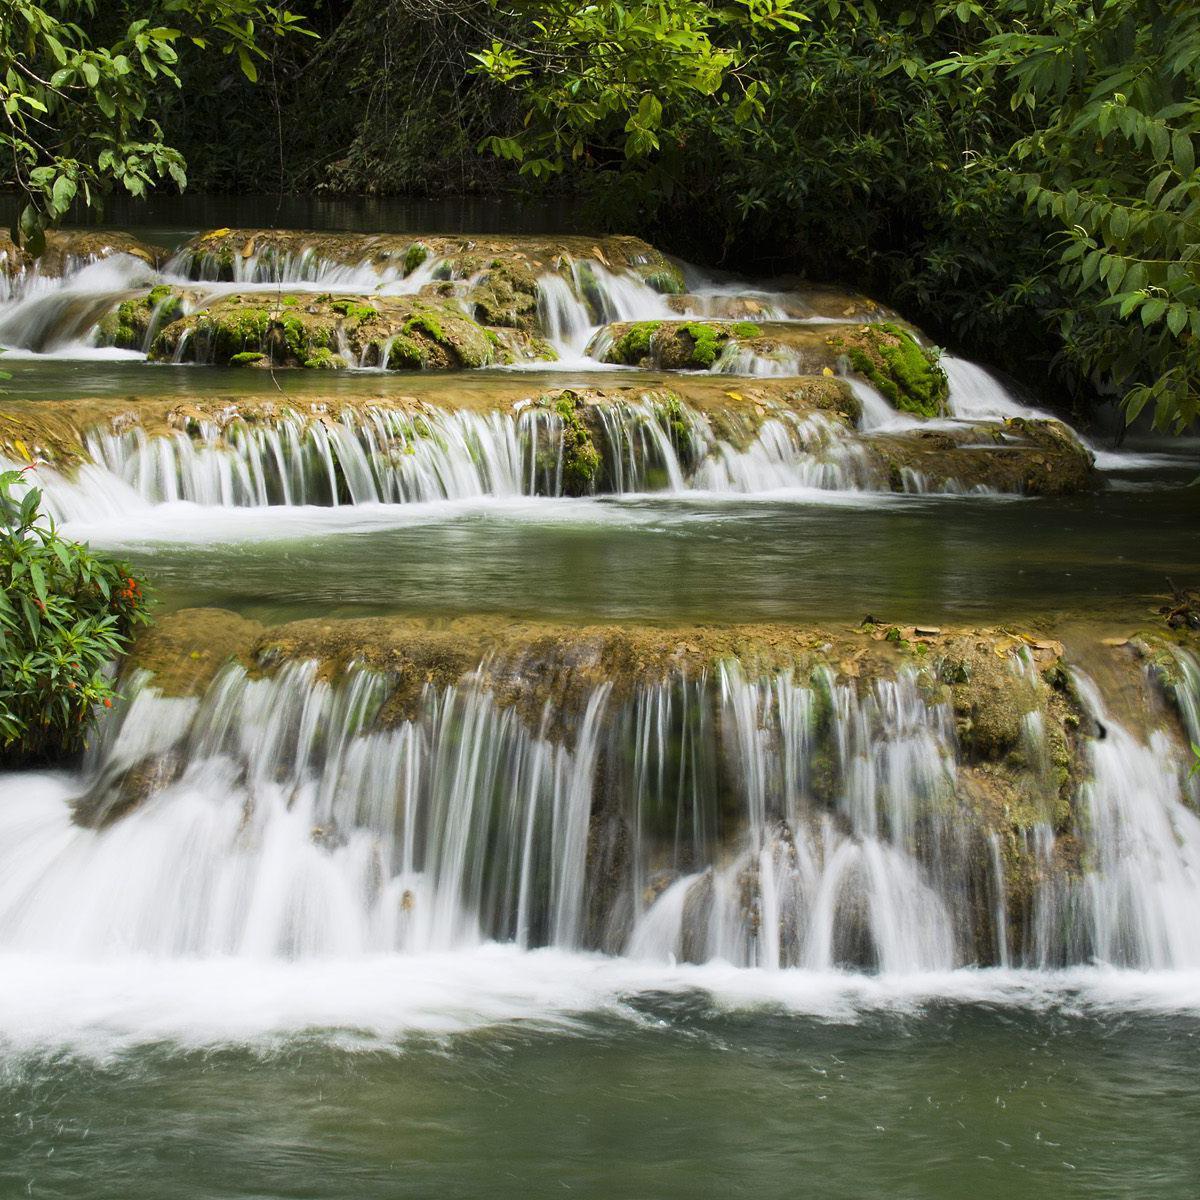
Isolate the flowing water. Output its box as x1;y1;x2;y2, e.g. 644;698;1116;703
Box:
2;206;1199;1197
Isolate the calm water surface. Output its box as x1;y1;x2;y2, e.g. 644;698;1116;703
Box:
2;1001;1197;1200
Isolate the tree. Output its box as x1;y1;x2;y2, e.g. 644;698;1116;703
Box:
473;0;1200;432
2;0;312;254
938;0;1200;431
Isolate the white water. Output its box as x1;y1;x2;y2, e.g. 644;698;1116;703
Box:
13;399;902;522
0;640;1198;1055
4;650;1198;974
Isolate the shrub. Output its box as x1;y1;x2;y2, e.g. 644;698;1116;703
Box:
0;468;151;766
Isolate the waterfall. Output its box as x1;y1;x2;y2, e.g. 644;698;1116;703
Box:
23;400;890;519
0;663;609;957
943;355;1044;420
80;408;563;507
0;255;154;354
1028;672;1200;969
7;646;1195;973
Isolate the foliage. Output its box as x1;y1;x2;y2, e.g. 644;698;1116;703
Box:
939;1;1200;430
1;0;311;253
0;468;151;764
833;323;948;418
472;0;1200;432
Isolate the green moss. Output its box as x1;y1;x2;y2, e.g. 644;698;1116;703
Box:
611;321;661;363
403;246;432;278
192;305;271;362
330;299;379;323
278;312;316;362
229;351;265;366
384;335;426;369
731;321;762;339
302;347;346;370
839;322;948;418
644;268;685;295
102;286;186;350
403;312;447;344
553;393;602;495
281;295;299;307
681;322;723;367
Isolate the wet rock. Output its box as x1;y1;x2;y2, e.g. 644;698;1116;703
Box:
0;229;165;279
865;418;1095;495
72;750;185;829
666;284;889;323
125;607;265;697
175;229;678;288
464;260;541;330
150;293;549;369
94;285;192;352
827;323;948;417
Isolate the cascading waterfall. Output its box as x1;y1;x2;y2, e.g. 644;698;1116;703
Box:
5;649;1198;972
942;355;1044;421
1020;670;1200;969
0;255;155;354
23;400;886;519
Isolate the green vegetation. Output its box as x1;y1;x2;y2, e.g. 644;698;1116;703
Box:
553;394;601;494
469;0;1200;432
1;2;310;252
229;350;265;366
611;322;661;363
833;323;948;418
330;299;378;322
101;285;186;350
302;347;345;369
0;468;151;765
403;243;430;275
681;323;723;368
25;2;1198;430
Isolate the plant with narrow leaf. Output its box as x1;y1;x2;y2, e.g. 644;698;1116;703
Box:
0;468;151;765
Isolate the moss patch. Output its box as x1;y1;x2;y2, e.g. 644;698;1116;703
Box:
553;393;602;495
833;322;948;418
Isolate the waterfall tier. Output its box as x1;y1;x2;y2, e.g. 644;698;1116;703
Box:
8;613;1196;973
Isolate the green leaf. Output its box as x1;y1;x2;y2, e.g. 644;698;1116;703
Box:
1167;303;1190;337
1141;298;1168;326
51;175;76;214
237;47;258;83
1173;131;1196;178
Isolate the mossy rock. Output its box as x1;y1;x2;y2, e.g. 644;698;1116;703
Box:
830;322;948;417
599;320;763;369
549;391;603;495
303;347;347;370
466;261;541;330
865;419;1095;496
176;229;678;286
95;285;189;351
150;293;547;370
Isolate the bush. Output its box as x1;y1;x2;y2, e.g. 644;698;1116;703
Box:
0;468;151;766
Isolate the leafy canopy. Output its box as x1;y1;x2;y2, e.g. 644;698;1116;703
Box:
2;1;312;255
473;0;1200;432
